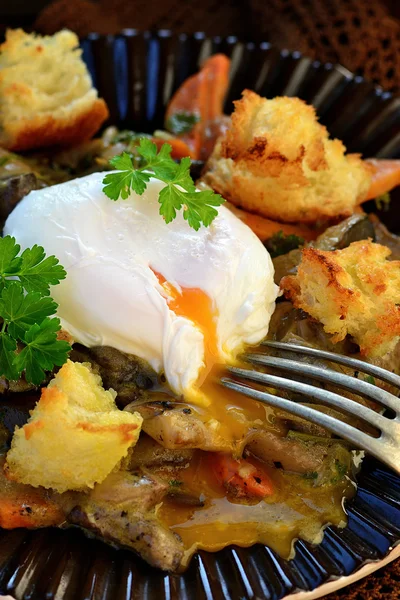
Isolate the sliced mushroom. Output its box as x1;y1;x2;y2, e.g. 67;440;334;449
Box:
68;469;183;571
125;433;194;469
0;173;41;226
70;345;163;407
126;402;233;452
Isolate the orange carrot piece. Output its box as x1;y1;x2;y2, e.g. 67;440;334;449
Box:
151;137;194;160
165;54;231;159
230;205;319;242
364;159;400;201
212;453;274;499
0;496;64;529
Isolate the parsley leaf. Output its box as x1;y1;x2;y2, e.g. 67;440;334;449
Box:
0;236;22;279
102;139;224;230
0;236;66;294
264;231;304;258
0;236;71;385
0;283;58;339
103;152;151;199
16;318;70;386
166;112;200;135
183;189;223;230
19;245;67;295
0;333;19;381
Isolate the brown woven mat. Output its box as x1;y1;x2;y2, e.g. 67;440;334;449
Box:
249;0;400;94
34;0;400;93
322;558;400;599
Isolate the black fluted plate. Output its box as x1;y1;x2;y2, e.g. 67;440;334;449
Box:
0;457;399;600
81;30;400;158
1;31;400;600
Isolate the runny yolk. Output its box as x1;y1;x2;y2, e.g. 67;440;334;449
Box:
152;270;220;385
151;269;269;434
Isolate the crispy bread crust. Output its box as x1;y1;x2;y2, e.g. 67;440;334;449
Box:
1;98;109;152
202;90;372;224
281;240;400;357
5;361;142;493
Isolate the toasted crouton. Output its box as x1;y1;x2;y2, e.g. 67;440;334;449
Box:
5;360;142;493
0;29;109;151
281;240;400;357
202;90;371;223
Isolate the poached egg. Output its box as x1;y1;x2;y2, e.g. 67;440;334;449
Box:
5;172;278;397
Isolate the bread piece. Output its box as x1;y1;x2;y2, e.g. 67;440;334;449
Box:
281;240;400;357
5;360;142;493
202;90;371;223
0;29;109;151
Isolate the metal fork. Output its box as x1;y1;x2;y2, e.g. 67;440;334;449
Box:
221;341;400;473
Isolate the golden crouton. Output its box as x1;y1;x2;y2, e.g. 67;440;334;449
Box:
202;90;371;223
5;360;142;493
281;240;400;357
0;29;109;151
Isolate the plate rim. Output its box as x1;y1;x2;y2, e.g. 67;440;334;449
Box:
0;545;399;600
284;544;400;600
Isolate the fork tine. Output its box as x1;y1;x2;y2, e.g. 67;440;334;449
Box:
227;366;390;431
221;377;400;472
262;341;400;389
244;354;399;413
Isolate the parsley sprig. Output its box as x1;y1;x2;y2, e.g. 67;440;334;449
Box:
165;112;200;135
102;139;224;231
0;236;71;385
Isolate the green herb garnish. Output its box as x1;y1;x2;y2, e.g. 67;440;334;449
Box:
330;460;348;484
364;374;375;385
303;471;319;480
102;139;224;231
264;230;304;258
166;112;200;135
375;192;391;212
111;130;150;145
0;236;70;385
169;479;184;487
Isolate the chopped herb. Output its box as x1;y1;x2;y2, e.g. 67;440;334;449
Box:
0;236;70;385
166;112;200;135
102;139;224;231
169;479;184;487
303;471;319;480
111;130;150;145
331;460;348;484
375;192;391;212
364;374;375;385
264;231;304;258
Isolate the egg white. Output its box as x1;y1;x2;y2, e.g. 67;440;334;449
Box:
5;172;278;395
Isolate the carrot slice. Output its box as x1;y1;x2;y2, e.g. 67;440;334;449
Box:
151;137;194;160
364;159;400;201
0;496;65;529
230;204;319;242
211;453;274;499
165;54;231;159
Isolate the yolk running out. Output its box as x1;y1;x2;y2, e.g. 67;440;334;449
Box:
152;270;220;385
152;269;267;429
